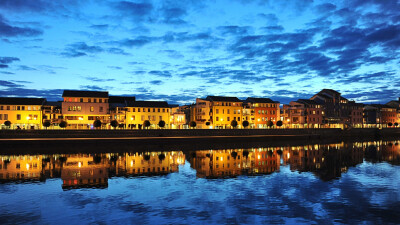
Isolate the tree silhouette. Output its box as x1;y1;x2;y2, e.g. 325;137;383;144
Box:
242;120;249;129
189;121;197;129
4;120;11;129
43;121;51;129
158;120;166;129
93;120;102;129
231;120;238;129
59;121;67;129
143;120;151;129
110;120;118;129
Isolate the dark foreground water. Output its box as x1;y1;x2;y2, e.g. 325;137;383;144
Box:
0;140;399;224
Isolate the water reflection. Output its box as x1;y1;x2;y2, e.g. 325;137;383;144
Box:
0;140;399;188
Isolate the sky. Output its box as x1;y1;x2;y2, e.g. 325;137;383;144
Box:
0;0;399;105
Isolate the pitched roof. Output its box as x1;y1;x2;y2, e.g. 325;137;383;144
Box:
206;96;242;102
62;90;109;98
295;99;321;105
128;101;169;108
0;97;46;105
245;97;278;104
108;96;135;104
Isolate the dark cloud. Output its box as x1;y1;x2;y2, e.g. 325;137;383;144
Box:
160;7;187;25
113;1;153;22
18;65;36;71
107;47;130;55
79;85;108;91
315;3;336;14
114;37;154;48
0;80;23;88
0;87;63;100
85;77;116;82
89;24;109;30
0;56;20;69
217;26;252;36
149;80;163;85
0;15;42;37
148;70;172;78
62;42;103;57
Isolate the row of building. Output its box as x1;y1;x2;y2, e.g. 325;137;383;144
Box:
1;141;399;186
0;89;399;129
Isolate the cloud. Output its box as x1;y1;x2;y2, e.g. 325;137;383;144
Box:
160;7;187;25
0;15;42;37
89;24;109;30
62;42;103;57
0;80;23;88
18;65;36;71
149;80;163;85
148;70;172;78
85;77;116;82
112;1;154;22
0;56;20;68
79;85;108;91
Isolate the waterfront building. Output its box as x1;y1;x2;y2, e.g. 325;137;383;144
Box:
310;89;351;128
169;105;187;129
0;97;45;129
109;96;136;129
62;90;110;129
348;101;364;128
206;96;243;129
42;101;62;129
364;104;397;128
192;98;212;129
282;99;323;128
125;101;170;129
243;98;280;128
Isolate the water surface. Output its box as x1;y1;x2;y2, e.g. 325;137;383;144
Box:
0;140;399;224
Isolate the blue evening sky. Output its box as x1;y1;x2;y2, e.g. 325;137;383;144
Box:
0;0;399;104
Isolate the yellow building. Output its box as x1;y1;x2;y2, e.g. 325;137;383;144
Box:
192;98;212;129
62;90;110;129
125;101;171;129
169;105;187;129
109;96;136;129
0;97;45;129
206;96;243;129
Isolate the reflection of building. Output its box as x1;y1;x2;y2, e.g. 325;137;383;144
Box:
282;143;364;181
125;152;185;176
0;97;45;129
189;149;279;178
61;154;109;189
0;155;43;182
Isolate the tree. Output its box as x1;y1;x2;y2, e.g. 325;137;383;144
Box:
267;120;274;128
59;121;67;129
388;122;393;127
189;121;197;129
43;121;51;130
110;120;119;129
205;122;210;126
4;120;11;129
276;120;283;128
143;120;151;129
231;120;238;129
231;151;238;159
93;120;102;129
242;120;249;129
395;122;399;127
158;120;166;129
158;153;166;161
143;154;151;161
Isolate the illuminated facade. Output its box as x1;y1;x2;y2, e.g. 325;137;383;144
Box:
125;101;171;129
283;99;323;128
206;96;243;129
192;98;212;129
0;97;45;129
62;90;110;129
244;97;280;128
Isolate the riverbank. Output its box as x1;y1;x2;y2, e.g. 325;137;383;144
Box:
0;128;399;154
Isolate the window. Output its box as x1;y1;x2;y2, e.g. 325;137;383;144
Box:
17;106;21;110
162;109;165;112
138;108;140;112
99;107;103;112
227;109;230;114
77;106;82;111
159;116;162;121
0;114;2;120
17;114;21;120
238;117;240;121
80;98;83;102
0;106;2;110
158;108;160;112
216;117;219;121
94;99;97;103
22;106;25;110
227;117;230;121
141;115;145;121
7;106;10;110
88;98;91;103
90;106;94;112
99;99;102;103
33;115;37;120
27;106;31;110
153;108;155;112
4;114;8;120
148;108;150;112
216;109;219;114
148;116;151;120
